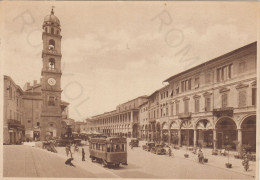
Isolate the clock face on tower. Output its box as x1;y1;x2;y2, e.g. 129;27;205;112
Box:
48;78;56;86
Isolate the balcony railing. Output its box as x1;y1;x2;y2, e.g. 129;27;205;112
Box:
213;107;234;118
8;119;21;125
8;119;24;130
178;112;192;119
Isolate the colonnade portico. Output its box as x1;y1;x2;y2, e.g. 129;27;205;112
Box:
90;109;142;138
140;114;256;152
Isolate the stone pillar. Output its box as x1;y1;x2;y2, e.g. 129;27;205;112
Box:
160;130;163;143
168;129;171;145
151;128;154;142
130;111;133;123
213;129;217;151
187;130;190;146
193;129;197;147
237;128;242;152
178;129;181;146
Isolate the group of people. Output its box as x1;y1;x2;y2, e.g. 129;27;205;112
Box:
65;143;86;167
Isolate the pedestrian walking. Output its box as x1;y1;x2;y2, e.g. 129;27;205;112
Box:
68;144;72;155
74;144;79;152
168;147;172;157
242;155;249;171
82;148;85;161
65;158;76;167
65;145;69;157
198;149;204;164
193;147;197;154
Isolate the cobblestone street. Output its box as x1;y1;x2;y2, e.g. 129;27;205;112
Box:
4;141;255;179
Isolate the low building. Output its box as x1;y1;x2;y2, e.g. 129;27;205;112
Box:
23;80;43;141
3;76;25;144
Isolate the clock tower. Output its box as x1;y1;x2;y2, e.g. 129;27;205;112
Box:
40;8;62;140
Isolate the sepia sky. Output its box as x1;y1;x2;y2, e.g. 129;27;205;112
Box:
1;1;257;121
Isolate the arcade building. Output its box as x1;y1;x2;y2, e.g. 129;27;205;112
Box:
140;42;257;152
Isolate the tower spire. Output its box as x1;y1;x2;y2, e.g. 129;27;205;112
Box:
51;6;55;15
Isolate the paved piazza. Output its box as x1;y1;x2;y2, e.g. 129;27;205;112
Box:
3;141;256;179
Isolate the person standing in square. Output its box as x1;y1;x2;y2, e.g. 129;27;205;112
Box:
82;148;85;161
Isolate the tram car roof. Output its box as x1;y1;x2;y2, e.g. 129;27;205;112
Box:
89;136;127;144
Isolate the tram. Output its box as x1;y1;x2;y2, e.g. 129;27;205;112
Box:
89;136;128;167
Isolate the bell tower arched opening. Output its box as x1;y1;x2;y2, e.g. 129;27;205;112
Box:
48;58;55;70
49;39;55;50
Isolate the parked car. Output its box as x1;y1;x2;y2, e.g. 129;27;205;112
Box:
150;144;166;155
73;139;82;146
142;142;155;151
55;139;71;147
129;138;139;147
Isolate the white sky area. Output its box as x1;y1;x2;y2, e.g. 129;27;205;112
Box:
1;1;257;121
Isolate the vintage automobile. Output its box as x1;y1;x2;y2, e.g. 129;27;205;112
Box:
142;142;155;151
150;144;166;155
73;139;82;146
129;138;139;147
55;139;70;147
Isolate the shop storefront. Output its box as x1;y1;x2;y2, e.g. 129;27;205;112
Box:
155;123;161;143
241;115;256;152
216;117;237;150
162;123;169;143
169;121;179;145
180;120;194;146
196;119;213;148
8;119;25;144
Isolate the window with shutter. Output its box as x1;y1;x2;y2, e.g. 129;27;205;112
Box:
239;61;246;73
217;68;221;82
195;99;200;113
252;88;256;106
48;96;55;106
195;77;200;88
228;64;232;79
176;103;179;115
205;72;211;84
188;79;191;90
205;97;211;111
184;100;189;113
222;94;228;108
238;90;246;107
171;104;174;116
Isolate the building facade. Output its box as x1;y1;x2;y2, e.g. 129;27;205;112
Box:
87;96;148;138
87;42;257;153
147;42;257;151
3;76;25;144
